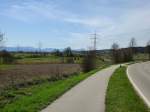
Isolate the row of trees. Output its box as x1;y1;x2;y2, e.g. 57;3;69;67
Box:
0;32;4;50
111;38;150;63
147;41;150;60
52;38;150;71
0;32;15;64
52;47;73;57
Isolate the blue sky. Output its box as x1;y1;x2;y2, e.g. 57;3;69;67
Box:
0;0;150;49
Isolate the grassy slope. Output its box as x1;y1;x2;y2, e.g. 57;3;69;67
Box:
0;66;106;112
106;66;149;112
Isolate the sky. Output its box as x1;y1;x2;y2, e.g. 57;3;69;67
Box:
0;0;150;49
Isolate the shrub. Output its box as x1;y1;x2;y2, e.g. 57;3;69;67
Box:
66;57;74;63
82;50;96;72
0;50;15;64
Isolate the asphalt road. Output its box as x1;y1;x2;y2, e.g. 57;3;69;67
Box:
41;65;118;112
128;61;150;107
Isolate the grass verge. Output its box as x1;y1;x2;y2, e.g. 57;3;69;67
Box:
106;66;149;112
0;65;107;112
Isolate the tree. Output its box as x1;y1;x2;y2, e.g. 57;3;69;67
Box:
129;37;137;55
111;43;119;63
129;37;136;48
0;32;4;64
146;40;150;60
111;43;133;63
0;32;4;51
63;47;73;57
82;50;96;72
52;49;62;56
0;50;15;64
112;43;119;50
37;41;42;53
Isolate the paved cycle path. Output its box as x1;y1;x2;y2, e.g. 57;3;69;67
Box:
41;65;118;112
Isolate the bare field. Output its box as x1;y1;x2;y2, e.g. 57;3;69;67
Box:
0;64;81;90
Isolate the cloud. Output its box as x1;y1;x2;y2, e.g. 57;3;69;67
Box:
64;17;114;28
0;1;69;22
0;0;114;28
67;6;150;49
66;32;91;49
1;0;150;49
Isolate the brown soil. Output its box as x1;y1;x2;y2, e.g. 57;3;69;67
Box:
0;64;81;89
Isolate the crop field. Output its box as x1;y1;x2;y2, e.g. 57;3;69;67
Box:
0;64;81;90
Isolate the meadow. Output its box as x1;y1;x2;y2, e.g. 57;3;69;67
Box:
0;51;149;112
0;64;81;90
0;51;110;112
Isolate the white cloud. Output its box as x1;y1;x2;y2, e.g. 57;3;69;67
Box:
64;17;114;28
0;0;114;29
0;1;70;22
1;0;150;49
67;32;92;49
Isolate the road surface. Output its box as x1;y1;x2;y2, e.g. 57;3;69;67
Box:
41;65;118;112
127;61;150;107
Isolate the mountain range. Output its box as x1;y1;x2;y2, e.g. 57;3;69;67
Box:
3;47;85;52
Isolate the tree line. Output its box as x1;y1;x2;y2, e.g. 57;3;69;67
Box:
0;32;15;64
0;30;150;71
111;37;150;63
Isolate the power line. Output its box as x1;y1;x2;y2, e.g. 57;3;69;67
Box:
90;31;100;50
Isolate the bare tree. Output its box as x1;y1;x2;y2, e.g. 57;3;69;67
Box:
0;32;4;64
129;37;137;55
112;43;119;50
129;37;136;48
146;40;150;60
38;41;42;53
0;32;4;51
82;50;96;72
63;47;73;57
111;43;119;63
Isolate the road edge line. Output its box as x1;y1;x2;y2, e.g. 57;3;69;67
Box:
127;66;150;108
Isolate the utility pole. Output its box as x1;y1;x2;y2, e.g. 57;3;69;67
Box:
90;31;99;51
38;41;42;53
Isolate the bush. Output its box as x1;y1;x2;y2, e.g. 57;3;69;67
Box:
66;57;74;63
0;50;15;64
82;50;96;72
63;47;73;57
111;48;133;64
52;49;62;56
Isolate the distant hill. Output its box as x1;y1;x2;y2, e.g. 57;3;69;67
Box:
3;46;146;53
4;47;55;52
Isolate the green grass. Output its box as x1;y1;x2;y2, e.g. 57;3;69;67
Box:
17;56;63;64
0;65;107;112
106;66;149;112
0;64;15;70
